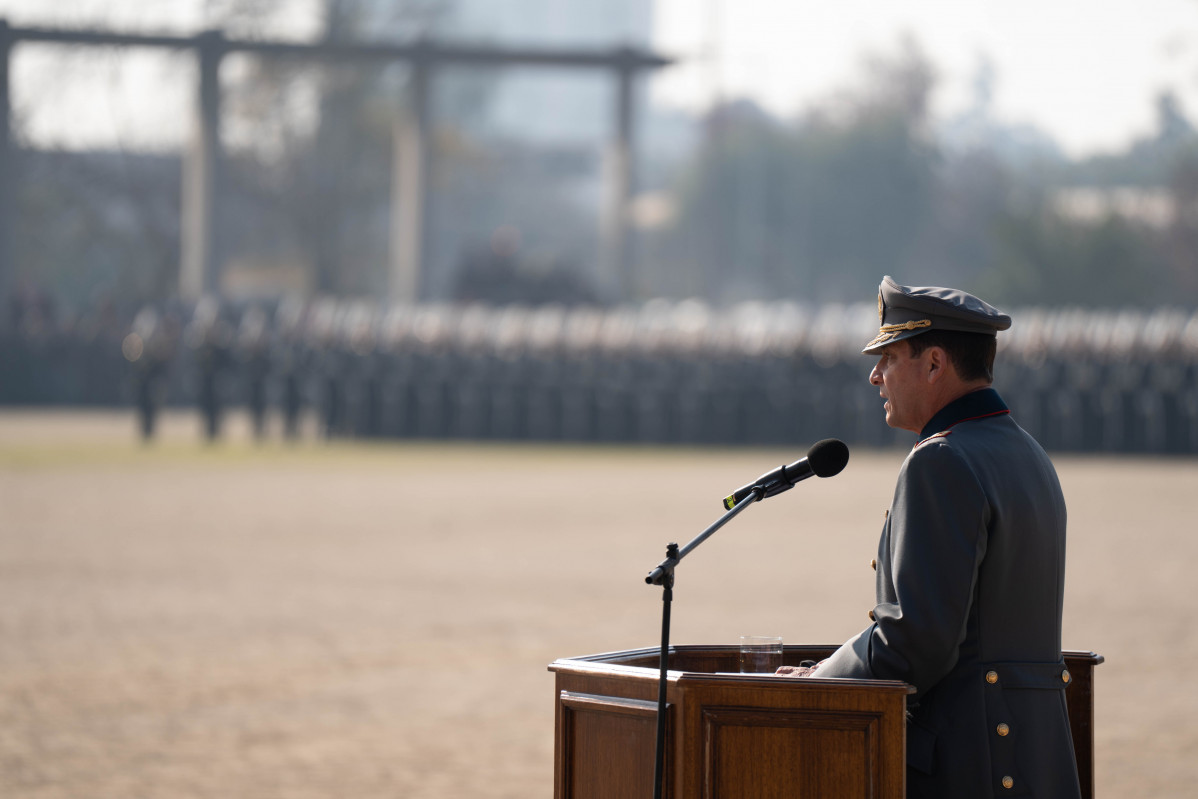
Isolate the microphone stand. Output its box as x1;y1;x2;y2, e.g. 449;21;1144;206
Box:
644;487;762;799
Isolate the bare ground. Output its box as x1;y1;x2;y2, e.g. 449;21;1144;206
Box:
1;409;1195;798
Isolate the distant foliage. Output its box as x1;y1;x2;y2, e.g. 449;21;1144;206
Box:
649;44;1198;309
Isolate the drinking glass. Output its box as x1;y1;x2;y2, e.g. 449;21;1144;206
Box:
739;635;783;673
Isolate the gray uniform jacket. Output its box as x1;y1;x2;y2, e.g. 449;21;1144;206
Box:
818;388;1081;798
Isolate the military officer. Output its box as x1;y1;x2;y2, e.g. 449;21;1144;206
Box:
781;277;1082;798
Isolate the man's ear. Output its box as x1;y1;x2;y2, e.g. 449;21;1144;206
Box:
924;346;947;384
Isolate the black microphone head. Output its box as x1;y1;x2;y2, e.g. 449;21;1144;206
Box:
807;438;849;478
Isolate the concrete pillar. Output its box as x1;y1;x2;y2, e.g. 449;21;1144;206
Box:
390;54;430;304
602;55;636;302
181;30;224;301
0;21;13;309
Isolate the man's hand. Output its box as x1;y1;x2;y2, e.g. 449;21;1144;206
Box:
775;660;822;677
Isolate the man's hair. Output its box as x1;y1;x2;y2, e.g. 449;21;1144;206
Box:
905;330;997;383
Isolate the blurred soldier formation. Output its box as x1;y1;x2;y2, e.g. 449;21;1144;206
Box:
3;296;1198;454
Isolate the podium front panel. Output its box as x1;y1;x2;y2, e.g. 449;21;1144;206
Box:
703;706;884;799
557;692;667;799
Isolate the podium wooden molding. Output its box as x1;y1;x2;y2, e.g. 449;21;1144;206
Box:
549;645;1102;799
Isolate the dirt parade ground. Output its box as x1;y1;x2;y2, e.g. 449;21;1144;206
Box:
2;408;1196;798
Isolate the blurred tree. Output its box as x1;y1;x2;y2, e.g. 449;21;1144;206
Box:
220;0;464;297
14;149;180;316
664;101;795;300
1066;91;1196;189
909;148;1012;291
979;88;1198;308
657;36;1198;310
1163;147;1198;298
656;38;939;304
982;207;1171;307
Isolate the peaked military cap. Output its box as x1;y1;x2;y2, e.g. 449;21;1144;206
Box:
862;276;1011;354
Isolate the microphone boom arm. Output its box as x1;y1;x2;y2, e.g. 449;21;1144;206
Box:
645;485;762;585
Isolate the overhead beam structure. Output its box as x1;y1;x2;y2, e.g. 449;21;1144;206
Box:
0;20;671;304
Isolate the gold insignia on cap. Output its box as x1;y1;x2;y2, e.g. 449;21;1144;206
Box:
863;318;932;350
877;291;883;322
879;319;933;334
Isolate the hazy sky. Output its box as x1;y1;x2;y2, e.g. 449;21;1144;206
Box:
0;0;1196;156
654;0;1198;156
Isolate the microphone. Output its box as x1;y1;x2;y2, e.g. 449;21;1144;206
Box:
722;438;850;509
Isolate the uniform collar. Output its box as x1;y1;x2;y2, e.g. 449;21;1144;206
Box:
919;387;1009;441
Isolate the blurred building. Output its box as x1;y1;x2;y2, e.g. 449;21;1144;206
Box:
422;0;658;302
445;0;653;144
1;1;668;312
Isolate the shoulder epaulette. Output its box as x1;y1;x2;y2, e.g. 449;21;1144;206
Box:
914;408;1010;450
915;430;952;448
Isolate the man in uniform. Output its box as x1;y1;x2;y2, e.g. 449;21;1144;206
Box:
781;277;1082;798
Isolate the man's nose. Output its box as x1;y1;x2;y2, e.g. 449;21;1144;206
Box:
869;364;883;385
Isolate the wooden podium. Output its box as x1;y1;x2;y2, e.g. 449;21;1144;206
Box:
549;645;1102;799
